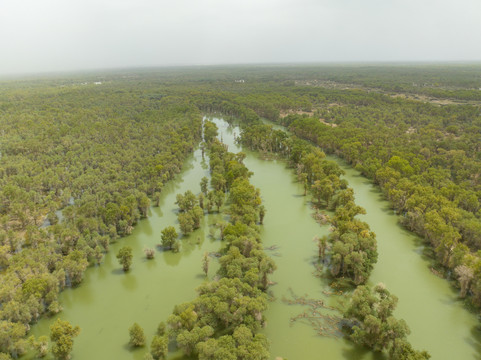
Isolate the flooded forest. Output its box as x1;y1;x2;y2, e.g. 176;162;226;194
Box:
1;65;481;360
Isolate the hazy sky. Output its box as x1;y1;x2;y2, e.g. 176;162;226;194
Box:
1;0;480;74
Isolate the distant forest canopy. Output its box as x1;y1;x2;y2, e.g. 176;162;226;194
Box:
3;62;481;92
1;64;481;358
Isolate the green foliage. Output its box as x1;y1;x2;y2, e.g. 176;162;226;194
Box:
128;323;146;347
196;325;269;360
49;319;80;360
176;191;204;235
344;284;429;359
200;177;209;195
116;246;133;271
0;321;27;358
29;335;49;358
150;335;168;359
229;178;261;225
178;212;195;235
157;322;167;336
176;190;198;212
258;205;266;225
202;252;210;276
328;210;377;285
161;226;178;249
203;120;219;143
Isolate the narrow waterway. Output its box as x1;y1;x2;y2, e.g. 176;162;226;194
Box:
28;118;481;360
214;119;356;359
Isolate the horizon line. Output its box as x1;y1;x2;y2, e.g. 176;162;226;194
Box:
2;60;481;80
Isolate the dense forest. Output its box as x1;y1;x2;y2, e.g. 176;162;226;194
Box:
1;64;481;359
0;82;202;358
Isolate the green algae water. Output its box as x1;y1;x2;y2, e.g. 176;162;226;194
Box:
28;118;481;360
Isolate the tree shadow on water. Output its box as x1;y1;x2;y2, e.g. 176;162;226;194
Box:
121;273;138;291
123;342;145;354
144;257;158;270
111;268;125;275
466;324;481;358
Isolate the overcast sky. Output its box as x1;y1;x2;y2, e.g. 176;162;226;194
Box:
0;0;480;75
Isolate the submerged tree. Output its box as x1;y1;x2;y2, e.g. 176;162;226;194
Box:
178;212;194;235
49;319;80;360
259;205;266;225
144;247;155;259
200;177;209;195
314;235;328;260
202;252;210;276
116;246;133;271
343;284;430;359
455;265;474;298
203;120;219;143
28;335;49;358
128;323;146;347
161;226;178;249
150;335;168;359
0;321;28;358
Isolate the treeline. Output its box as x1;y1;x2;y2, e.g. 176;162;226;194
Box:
195;92;311;123
290;65;481;101
133;63;481;102
0;83;202;358
153;121;275;359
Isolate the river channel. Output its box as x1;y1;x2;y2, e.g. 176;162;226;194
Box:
28;118;481;360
